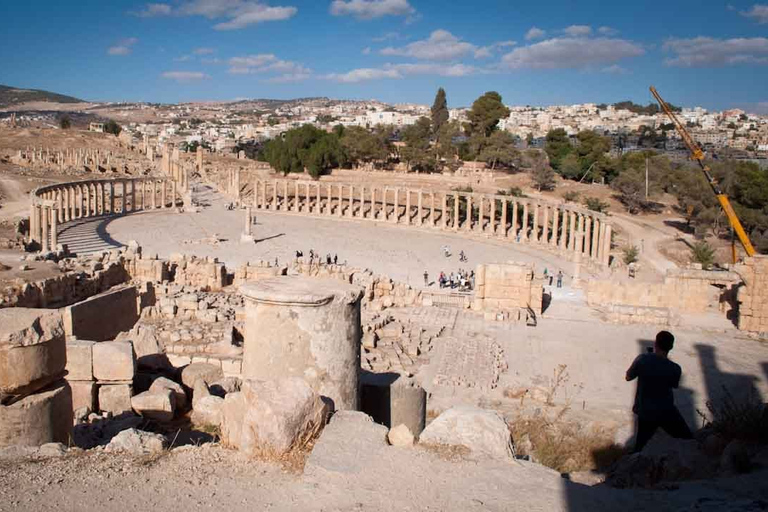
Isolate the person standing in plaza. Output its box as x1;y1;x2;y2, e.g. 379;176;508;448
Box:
556;270;563;288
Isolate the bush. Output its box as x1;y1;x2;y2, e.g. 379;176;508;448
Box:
584;196;609;213
563;191;580;203
691;241;715;269
622;245;639;265
59;116;71;129
700;387;768;443
104;120;122;136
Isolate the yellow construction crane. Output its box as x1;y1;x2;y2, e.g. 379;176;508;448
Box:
649;86;756;261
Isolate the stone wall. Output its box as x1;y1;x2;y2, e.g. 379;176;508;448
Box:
734;255;768;335
586;268;741;316
472;262;544;318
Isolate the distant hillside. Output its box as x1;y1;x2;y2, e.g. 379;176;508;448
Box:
0;84;84;108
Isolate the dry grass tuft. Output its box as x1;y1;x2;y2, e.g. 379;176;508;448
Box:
699;387;768;444
509;410;624;474
419;443;472;461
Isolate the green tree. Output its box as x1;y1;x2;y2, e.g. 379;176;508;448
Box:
430;87;449;135
340;126;389;169
401;117;435;172
691;241;716;269
261;124;347;179
466;91;510;138
584;197;609;213
59;116;71;129
622;245;640;265
104;120;122;136
559;153;582;180
544;129;572;170
477;131;518;170
531;165;556;191
435;120;461;167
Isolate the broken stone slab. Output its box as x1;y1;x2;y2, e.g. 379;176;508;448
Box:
0;380;73;448
192;378;211;409
36;442;67;458
305;411;389;475
418;406;513;461
69;380;97;412
98;384;133;416
181;362;223;391
0;308;66;398
131;390;175;422
148;377;188;410
92;341;136;382
221;377;329;457
105;428;166;455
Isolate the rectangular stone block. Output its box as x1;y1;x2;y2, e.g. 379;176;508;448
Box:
92;341;135;382
98;384;132;415
69;380;96;412
63;286;139;342
66;339;95;381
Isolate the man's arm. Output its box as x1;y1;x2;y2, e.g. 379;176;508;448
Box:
626;355;642;381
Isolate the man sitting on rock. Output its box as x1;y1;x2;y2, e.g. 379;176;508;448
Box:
625;330;693;452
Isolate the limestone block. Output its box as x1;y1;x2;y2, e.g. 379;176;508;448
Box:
69;380;96;412
131;390;175;422
220;358;242;377
92;341;135;382
418;406;513;460
191;395;225;428
65;339;95;381
360;373;426;436
0;308;66;397
388;424;415;446
105;428;165;455
98;384;132;415
63;286;139;342
149;377;188;410
221;377;330;456
305;411;389;475
181;362;223;390
0;380;73;448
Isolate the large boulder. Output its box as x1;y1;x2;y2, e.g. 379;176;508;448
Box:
221;377;329;457
149;377;187;410
131;390;175;422
0;308;66;398
418;406;513;461
105;428;166;455
192;395;225;428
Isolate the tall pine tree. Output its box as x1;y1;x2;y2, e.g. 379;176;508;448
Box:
430;87;449;134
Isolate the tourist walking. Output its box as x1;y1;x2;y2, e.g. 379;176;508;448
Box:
625;331;693;452
556;270;563;288
423;271;429;286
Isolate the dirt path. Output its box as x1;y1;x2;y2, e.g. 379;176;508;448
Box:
611;213;679;276
0;176;31;222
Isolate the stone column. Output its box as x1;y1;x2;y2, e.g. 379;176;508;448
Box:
441;194;448;230
575;214;584;254
130;180;136;212
417;190;423;226
465;195;472;231
559;210;567;251
453;194;459;231
359;186;365;218
337;184;343;217
393;188;399;223
532;204;540;242
41;206;49;252
109;182;116;213
550;208;558;247
161;181;167;209
591;218;600;260
314;183;321;214
240;277;364;411
405;190;411;225
28;205;36;243
477;196;484;233
601;224;612;265
521;202;529;241
348;184;354;218
511;201;518;239
584;216;592;257
326;184;332;215
273;181;279;211
568;211;577;251
50;207;57;249
488;197;495;234
430;192;436;227
171;181;177;208
294;182;301;213
500;199;507;237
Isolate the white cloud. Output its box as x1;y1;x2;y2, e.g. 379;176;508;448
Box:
227;53;311;79
501;37;644;69
663;37;768;66
265;72;312;83
372;31;403;42
329;0;415;19
229;53;278;68
131;3;172;17
525;27;546;41
131;1;297;30
161;71;210;81
598;26;618;36
601;64;628;74
475;40;516;58
362;46;372;55
324;67;402;83
323;62;481;83
563;25;592;37
380;30;478;61
174;55;193;62
194;47;216;55
201;57;223;64
741;4;768;23
107;37;138;56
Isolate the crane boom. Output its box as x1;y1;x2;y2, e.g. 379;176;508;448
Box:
649;86;756;259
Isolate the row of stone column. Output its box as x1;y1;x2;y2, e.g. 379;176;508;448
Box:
29;179;177;250
21;147;120;168
253;180;612;265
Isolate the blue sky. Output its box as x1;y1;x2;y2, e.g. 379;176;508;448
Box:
1;0;767;111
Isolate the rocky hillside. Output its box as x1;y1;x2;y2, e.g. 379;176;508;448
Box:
0;85;83;108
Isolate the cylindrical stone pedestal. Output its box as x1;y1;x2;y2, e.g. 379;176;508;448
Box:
240;276;364;411
0;380;73;448
360;372;427;436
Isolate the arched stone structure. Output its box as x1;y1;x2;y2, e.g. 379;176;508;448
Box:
252;179;613;267
28;178;181;252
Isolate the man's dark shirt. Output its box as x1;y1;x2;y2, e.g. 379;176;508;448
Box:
627;353;681;421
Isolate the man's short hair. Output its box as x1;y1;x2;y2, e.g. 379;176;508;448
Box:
655;331;675;352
